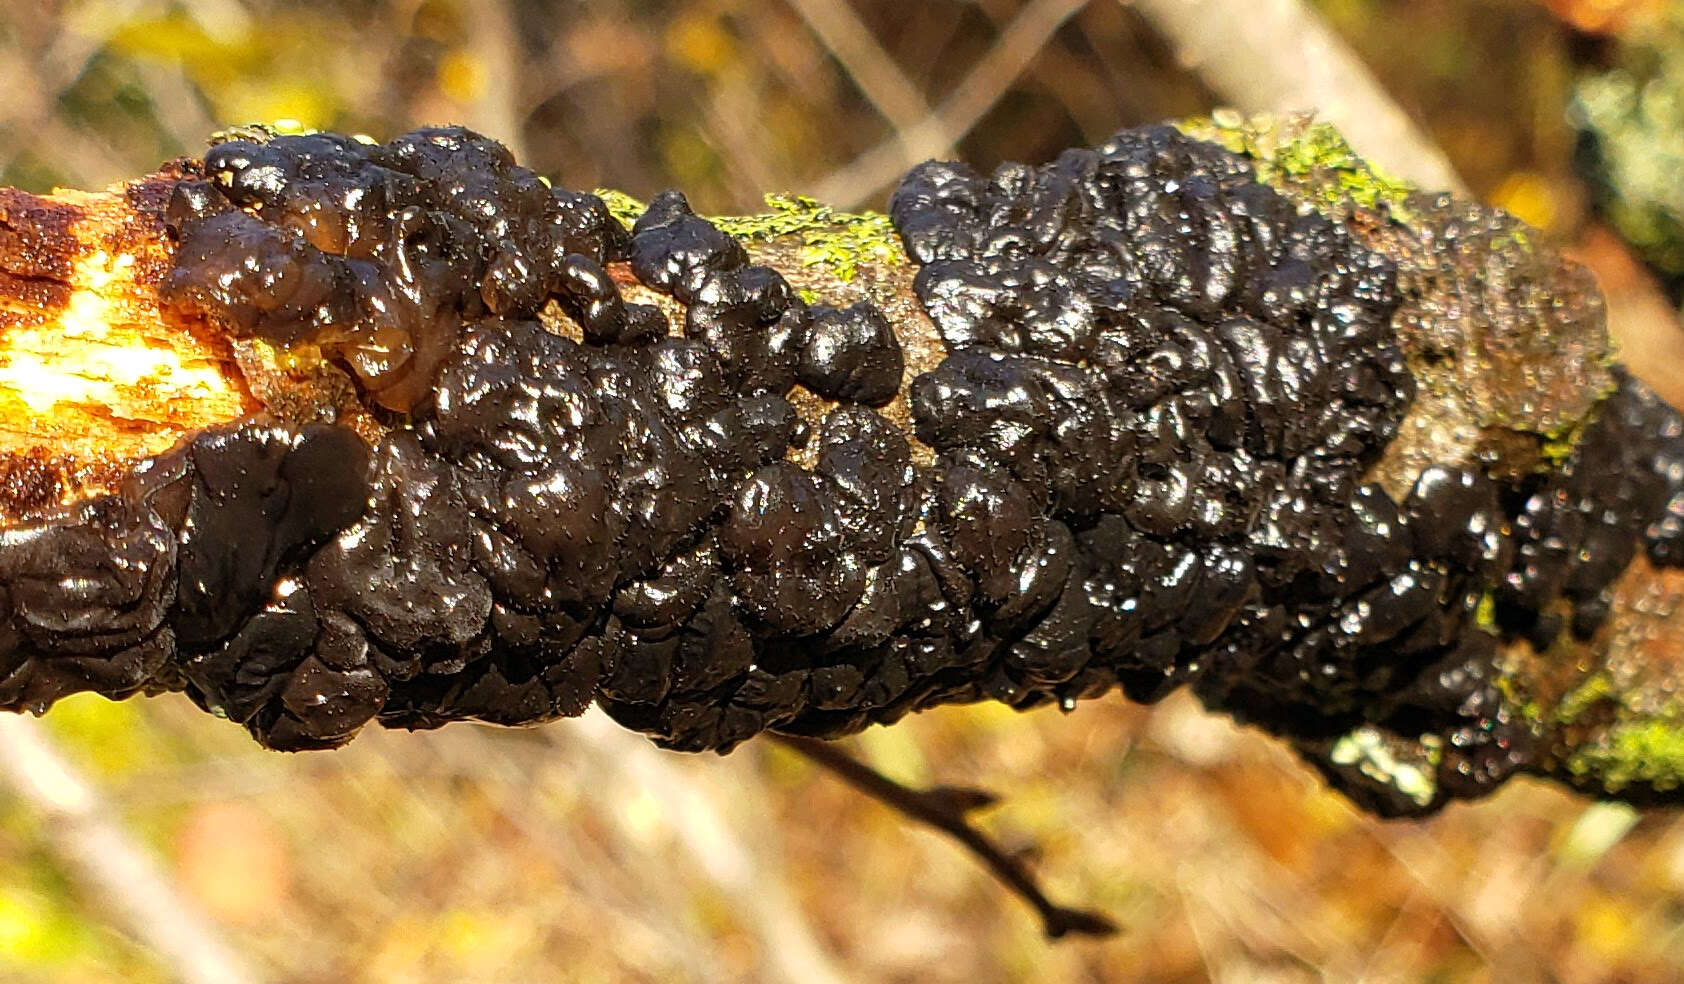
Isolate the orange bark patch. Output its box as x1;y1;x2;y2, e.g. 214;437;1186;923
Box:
0;180;256;520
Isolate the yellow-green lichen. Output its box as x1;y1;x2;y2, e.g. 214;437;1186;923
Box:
1489;226;1532;252
1537;669;1684;794
591;190;903;283
1499;370;1618;469
594;188;648;229
1178;111;1418;222
1328;726;1441;808
710;194;903;282
1474;592;1498;633
1539;414;1591;469
1494;665;1546;731
1567;717;1684;793
208;119;352;147
1554;672;1616;726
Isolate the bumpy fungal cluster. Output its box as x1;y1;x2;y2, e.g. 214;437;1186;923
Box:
163;128;660;410
150;125;933;750
1;123;1682;814
889;127;1534;803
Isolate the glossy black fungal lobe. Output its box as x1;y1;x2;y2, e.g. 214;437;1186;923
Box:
162;126;641;410
1494;370;1684;647
797;303;904;405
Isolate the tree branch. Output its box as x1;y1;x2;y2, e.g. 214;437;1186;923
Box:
0;118;1679;818
1120;0;1466;194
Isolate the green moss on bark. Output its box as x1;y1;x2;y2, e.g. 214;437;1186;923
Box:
594;189;903;283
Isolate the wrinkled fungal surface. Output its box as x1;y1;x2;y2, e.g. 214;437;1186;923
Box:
2;123;1682;816
1494;373;1684;644
1180;114;1615;491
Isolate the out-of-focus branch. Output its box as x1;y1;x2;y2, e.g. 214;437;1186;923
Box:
0;715;260;984
811;0;1092;208
1120;0;1467;195
785;0;929;135
570;713;852;984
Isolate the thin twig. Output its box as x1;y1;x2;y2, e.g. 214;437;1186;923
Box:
771;733;1119;940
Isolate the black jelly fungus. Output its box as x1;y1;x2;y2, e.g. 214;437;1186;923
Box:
3;123;1680;814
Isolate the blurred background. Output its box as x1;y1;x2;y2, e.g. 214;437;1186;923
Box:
2;0;1684;981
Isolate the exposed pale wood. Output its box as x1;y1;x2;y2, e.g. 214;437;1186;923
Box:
0;179;253;520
